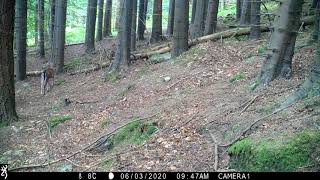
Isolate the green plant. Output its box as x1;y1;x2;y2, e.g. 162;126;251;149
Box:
64;58;90;71
48;115;73;129
229;72;246;83
56;79;66;86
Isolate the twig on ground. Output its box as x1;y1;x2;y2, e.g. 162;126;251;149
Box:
219;104;293;147
240;95;260;115
209;131;219;171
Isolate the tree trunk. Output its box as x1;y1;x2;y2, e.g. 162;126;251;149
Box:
236;0;242;21
249;0;261;39
150;0;163;44
108;0;133;73
38;0;45;57
259;0;304;86
311;1;320;42
171;0;189;58
131;0;137;51
85;0;98;53
49;0;55;63
191;0;197;24
137;0;146;40
115;0;124;31
103;0;112;37
15;0;27;81
96;0;104;41
203;0;209;28
53;0;67;74
143;0;148;32
167;0;175;36
35;1;38;46
205;0;219;35
240;0;251;26
0;0;18;124
191;0;206;38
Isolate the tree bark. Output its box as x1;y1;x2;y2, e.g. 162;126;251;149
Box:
171;0;189;58
96;0;104;41
205;0;219;35
85;0;98;53
49;0;55;63
103;0;112;37
115;0;124;31
143;0;148;32
240;0;251;26
150;0;163;44
15;0;27;81
191;0;197;24
236;0;242;21
167;0;175;36
249;0;261;39
34;1;38;46
108;0;133;73
38;0;45;57
131;0;137;51
137;0;146;40
0;0;18;124
259;0;304;86
53;0;67;74
191;0;206;38
311;1;320;42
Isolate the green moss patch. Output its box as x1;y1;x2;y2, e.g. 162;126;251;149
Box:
229;72;246;83
228;131;320;172
48;115;73;129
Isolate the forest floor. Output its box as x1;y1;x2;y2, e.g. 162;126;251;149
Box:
1;27;319;172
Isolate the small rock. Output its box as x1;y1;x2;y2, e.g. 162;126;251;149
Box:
164;76;171;82
59;164;73;172
170;165;177;170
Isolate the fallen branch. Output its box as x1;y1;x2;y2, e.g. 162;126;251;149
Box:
219;104;293;148
240;95;260;115
209;131;219;171
10;112;160;171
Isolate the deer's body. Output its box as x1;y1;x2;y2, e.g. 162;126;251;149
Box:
40;67;55;95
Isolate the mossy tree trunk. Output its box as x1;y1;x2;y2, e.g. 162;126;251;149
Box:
131;0;137;51
108;0;133;73
38;0;45;58
259;0;303;86
103;0;112;37
15;0;27;81
96;0;104;41
137;0;146;40
249;0;261;39
166;0;175;36
53;0;67;74
236;0;242;21
85;0;98;53
240;0;251;26
204;0;219;35
191;0;206;38
0;0;18;124
171;0;189;58
150;0;163;44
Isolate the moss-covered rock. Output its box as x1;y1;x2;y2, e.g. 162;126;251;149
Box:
228;131;320;172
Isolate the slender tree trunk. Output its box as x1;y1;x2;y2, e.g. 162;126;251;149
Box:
250;0;261;39
0;0;18;124
131;0;137;51
240;0;251;26
236;0;242;21
49;0;55;63
191;0;206;38
191;0;197;24
311;1;320;42
35;1;39;46
167;0;175;36
137;0;146;40
143;0;148;32
103;0;112;37
85;0;98;53
205;0;219;35
150;0;163;44
108;0;133;73
15;0;27;81
171;0;189;58
53;0;67;74
259;0;304;86
115;0;124;31
38;0;45;57
96;0;104;41
203;0;209;29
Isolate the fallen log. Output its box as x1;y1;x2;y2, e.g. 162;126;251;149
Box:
134;16;315;59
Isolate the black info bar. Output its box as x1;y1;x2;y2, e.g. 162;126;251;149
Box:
1;172;319;180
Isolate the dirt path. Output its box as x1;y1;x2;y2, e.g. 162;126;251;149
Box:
1;33;317;172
